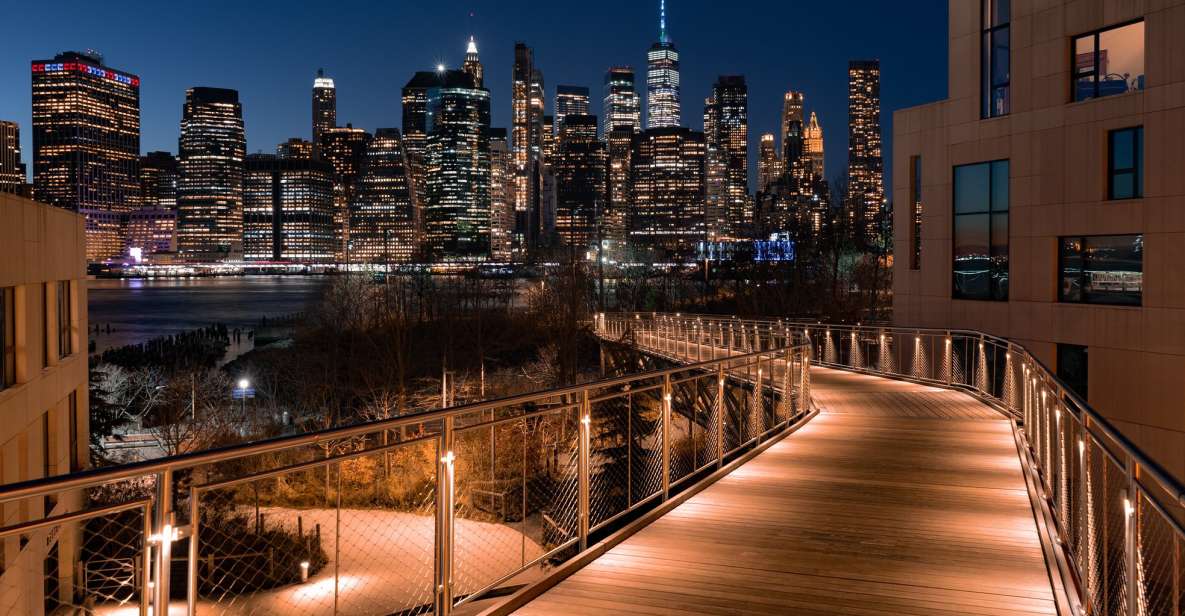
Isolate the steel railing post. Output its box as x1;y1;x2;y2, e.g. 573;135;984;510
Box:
435;417;455;616
578;392;591;552
153;469;173;614
187;486;199;616
141;501;152;616
1126;460;1139;616
717;364;725;468
662;374;672;501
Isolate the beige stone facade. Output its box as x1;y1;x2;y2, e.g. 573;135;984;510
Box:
0;193;89;614
894;0;1185;480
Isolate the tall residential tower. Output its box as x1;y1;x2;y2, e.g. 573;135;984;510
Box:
177;87;245;261
847;59;884;245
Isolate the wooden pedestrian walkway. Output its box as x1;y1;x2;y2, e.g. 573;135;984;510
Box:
512;367;1057;615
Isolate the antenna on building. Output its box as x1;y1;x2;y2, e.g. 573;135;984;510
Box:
659;0;668;43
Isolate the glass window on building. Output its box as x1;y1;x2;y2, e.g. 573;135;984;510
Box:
909;156;922;270
1;287;13;388
1073;21;1144;102
41;283;49;369
1059;234;1143;305
1108;126;1143;200
1057;344;1089;401
981;0;1010;118
56;281;72;359
953;160;1009;300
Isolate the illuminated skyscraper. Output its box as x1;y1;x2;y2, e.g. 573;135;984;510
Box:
319;125;372;260
312;69;336;153
138;151;178;210
805;111;825;179
846;59;884;245
646;0;681;129
489;128;514;261
554;114;606;249
31;51;140;261
277;138;313;160
243;154;336;263
463;36;484;88
780;91;804;161
424;70;491;260
602;67;641;136
554;85;590;137
350;128;419;263
177;87;245;261
703;76;749;239
605;125;633;246
630;127;705;259
0;121;27;195
512;43;545;254
402;71;439;215
757;133;782;193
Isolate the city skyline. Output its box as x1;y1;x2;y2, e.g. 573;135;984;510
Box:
0;0;947;191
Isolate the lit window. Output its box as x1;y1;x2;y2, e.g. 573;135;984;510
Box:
1059;235;1142;305
953;160;1009;300
1073;21;1144;102
909;156;922;270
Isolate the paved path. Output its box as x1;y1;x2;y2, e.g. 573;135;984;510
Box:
514;367;1057;615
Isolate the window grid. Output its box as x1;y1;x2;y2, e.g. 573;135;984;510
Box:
981;0;1010;118
1107;126;1143;200
953;160;1009;301
1072;20;1145;102
1059;234;1143;306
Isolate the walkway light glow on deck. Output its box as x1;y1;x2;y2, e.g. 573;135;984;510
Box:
300;560;310;582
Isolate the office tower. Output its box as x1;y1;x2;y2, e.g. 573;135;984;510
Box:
630;127;705;259
603;67;641;137
541;115;556;167
125;208;177;258
512;43;545;254
554;114;607;250
277;138;313;160
804;111;825;179
243;154;336;263
402;71;439;215
555;85;591;136
0;121;27;194
703;76;749;239
757;133;782;193
847;59;884;245
350;128;420;264
319;124;372;261
780;91;804;161
177;87;245;261
463;36;484;88
424;70;491;260
312;68;336;152
646;0;681;129
138;151;178;209
489;128;514;261
31;51;140;261
605;125;633;247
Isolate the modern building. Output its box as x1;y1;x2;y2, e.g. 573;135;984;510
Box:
804;111;825;179
704;76;749;240
243;154;336;263
554;85;590;137
512;43;545;254
780;91;804;162
757;132;782;193
629;127;705;260
463;37;484;88
276;138;313;160
602;67;641;137
125;208;177;259
0;193;88;616
554;114;607;250
402;71;439;213
489;128;514;261
423;70;491;260
605;125;634;248
177;87;245;262
847;59;884;245
312;69;336;153
0;121;27;195
893;0;1185;480
349;128;420;264
319;125;372;261
646;0;681;129
138;151;178;210
31;51;141;262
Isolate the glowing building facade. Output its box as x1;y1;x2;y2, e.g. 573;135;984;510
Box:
0;121;27;195
629;127;705;260
703;76;749;239
138;151;177;210
319;125;372;260
512;43;545;254
277;138;313;160
757;133;782;193
349;128;420;263
177;87;245;261
424;70;491;260
646;1;681;129
489;128;514;261
312;69;336;153
554;85;590;137
554;114;607;249
31;51;140;262
603;67;641;137
243;154;336;263
847;59;884;245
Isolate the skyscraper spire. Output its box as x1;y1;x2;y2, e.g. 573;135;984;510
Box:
463;36;483;87
467;36;478;55
659;0;668;43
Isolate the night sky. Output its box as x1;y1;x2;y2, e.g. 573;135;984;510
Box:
3;0;948;192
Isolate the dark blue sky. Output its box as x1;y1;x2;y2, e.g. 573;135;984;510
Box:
3;0;948;192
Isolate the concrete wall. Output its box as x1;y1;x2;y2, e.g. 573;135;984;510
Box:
0;192;89;614
893;0;1185;481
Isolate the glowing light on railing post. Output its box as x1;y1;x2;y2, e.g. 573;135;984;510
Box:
300;560;310;583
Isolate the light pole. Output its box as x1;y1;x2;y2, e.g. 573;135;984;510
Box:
234;378;253;419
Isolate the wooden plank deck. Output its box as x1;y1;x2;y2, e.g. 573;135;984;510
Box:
513;367;1056;615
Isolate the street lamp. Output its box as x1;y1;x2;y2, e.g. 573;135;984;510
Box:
234;378;253;418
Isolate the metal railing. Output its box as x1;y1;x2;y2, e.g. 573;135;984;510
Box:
601;312;1185;616
0;332;810;616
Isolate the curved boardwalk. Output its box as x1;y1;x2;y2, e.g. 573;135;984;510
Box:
513;367;1057;615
